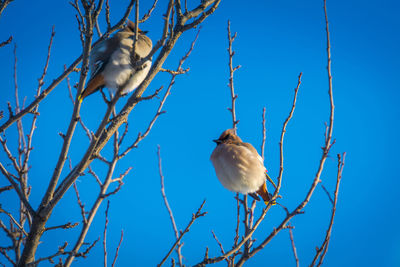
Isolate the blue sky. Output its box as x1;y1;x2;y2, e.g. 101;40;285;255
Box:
1;0;400;266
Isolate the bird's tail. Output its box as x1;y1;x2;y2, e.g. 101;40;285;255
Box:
256;181;276;206
78;74;105;102
256;182;270;203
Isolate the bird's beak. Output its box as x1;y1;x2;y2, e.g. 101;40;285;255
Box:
213;139;221;144
140;30;148;34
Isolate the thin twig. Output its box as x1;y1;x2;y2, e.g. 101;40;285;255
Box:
105;0;111;31
0;162;35;217
88;166;103;186
111;230;124;267
139;0;158;23
261;107;266;160
311;153;345;267
73;182;87;224
0;185;13;194
0;136;21;175
65;65;92;141
103;200;110;267
230;192;241;265
158;200;207;267
321;184;334;205
0;206;28;236
45;222;79;232
0;246;15;266
273;73;302;200
158;145;183;266
0;36;12;48
227;20;241;132
0;0;14;17
211;230;230;265
288;224;299;267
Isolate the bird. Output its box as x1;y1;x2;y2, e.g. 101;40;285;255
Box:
210;129;275;204
78;20;153;102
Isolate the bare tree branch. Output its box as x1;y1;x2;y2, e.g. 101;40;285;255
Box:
288;224;299;267
8;1;220;265
0;36;12;48
103;200;110;267
211;230;229;265
158;145;183;266
0;162;35;217
229;192;240;265
139;0;158;23
45;222;79;232
18;2;139;264
65;65;92;141
0;246;16;266
273;72;302;201
73;182;87;224
0;0;14;17
158;200;207;267
0;206;28;237
227;20;240;132
310;153;345;267
0;185;13;194
111;230;124;267
321;184;334;205
261;107;266;160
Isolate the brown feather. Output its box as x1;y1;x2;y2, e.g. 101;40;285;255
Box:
80;74;105;100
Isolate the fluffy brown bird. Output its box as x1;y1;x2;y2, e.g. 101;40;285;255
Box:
210;129;273;204
78;20;153;101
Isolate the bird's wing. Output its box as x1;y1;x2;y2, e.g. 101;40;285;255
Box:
79;36;121;101
240;142;276;188
89;35;120;80
241;142;264;165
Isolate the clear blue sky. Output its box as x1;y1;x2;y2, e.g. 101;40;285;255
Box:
1;0;399;266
